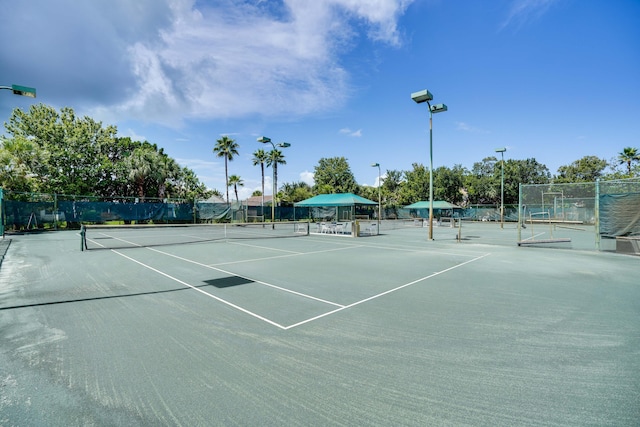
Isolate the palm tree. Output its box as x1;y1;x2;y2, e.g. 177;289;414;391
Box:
228;174;244;203
617;147;640;175
252;149;269;214
212;135;239;204
266;149;286;206
155;151;180;200
126;148;155;201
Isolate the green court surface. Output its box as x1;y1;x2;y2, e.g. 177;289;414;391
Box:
1;223;638;426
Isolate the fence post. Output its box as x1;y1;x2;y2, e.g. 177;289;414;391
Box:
595;179;600;251
0;188;3;238
517;184;522;243
54;193;58;230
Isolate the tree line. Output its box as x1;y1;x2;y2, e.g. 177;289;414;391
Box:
2;104;639;209
0;104;211;200
239;141;639;210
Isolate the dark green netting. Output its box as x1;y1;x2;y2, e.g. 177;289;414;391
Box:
599;193;640;236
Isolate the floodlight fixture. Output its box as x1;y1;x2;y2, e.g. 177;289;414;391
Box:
277;142;291;148
430;103;448;113
257;136;271;143
1;84;37;98
411;89;433;104
495;147;506;153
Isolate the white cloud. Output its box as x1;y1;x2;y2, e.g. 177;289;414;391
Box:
300;171;315;186
373;172;387;187
501;0;558;30
122;128;146;142
339;128;363;137
456;122;489;134
96;0;413;125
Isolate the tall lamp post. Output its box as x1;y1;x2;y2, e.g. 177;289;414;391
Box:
495;147;506;229
257;136;290;228
1;84;36;238
411;89;447;240
371;163;382;233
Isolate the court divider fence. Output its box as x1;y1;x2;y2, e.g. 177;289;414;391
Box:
518;177;640;251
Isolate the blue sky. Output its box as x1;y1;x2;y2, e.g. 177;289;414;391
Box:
1;0;639;200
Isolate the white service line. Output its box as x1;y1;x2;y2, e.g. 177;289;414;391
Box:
113;246;491;330
112;250;288;329
87;233;143;249
521;232;546;241
226;240;303;254
145;247;344;308
283;252;492;329
213;244;363;266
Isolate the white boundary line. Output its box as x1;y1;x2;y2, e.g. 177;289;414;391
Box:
113;245;491;330
212;244;365;266
521;232;546;241
145;247;344;308
283;252;491;329
112;250;290;329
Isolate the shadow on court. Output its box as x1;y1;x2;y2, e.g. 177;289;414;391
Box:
0;275;250;311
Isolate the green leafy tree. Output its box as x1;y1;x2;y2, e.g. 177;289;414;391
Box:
314;183;334;195
313;157;357;194
357;185;379;205
1;104;209;200
617;147;640;176
3;104;117;195
555;156;608;183
213;135;239;204
464;157;498;205
381;169;404;210
434;165;466;205
0;135;44;192
399;163;429;205
503;158;551;204
280;181;313;205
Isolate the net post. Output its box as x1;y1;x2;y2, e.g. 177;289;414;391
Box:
80;225;86;251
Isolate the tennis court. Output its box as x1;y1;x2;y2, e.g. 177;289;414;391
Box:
1;222;638;425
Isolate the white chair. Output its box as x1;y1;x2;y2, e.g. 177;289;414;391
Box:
364;223;378;235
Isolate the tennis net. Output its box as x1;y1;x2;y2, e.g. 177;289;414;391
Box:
81;221;310;250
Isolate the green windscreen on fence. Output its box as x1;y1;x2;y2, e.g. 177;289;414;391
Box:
519;177;640;250
599;193;640;236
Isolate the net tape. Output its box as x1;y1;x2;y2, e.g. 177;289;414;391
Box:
82;221;309;250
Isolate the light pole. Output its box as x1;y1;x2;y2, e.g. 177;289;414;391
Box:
495;147;506;229
257;136;290;228
1;84;36;238
371;163;382;233
0;84;36;98
411;89;447;240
